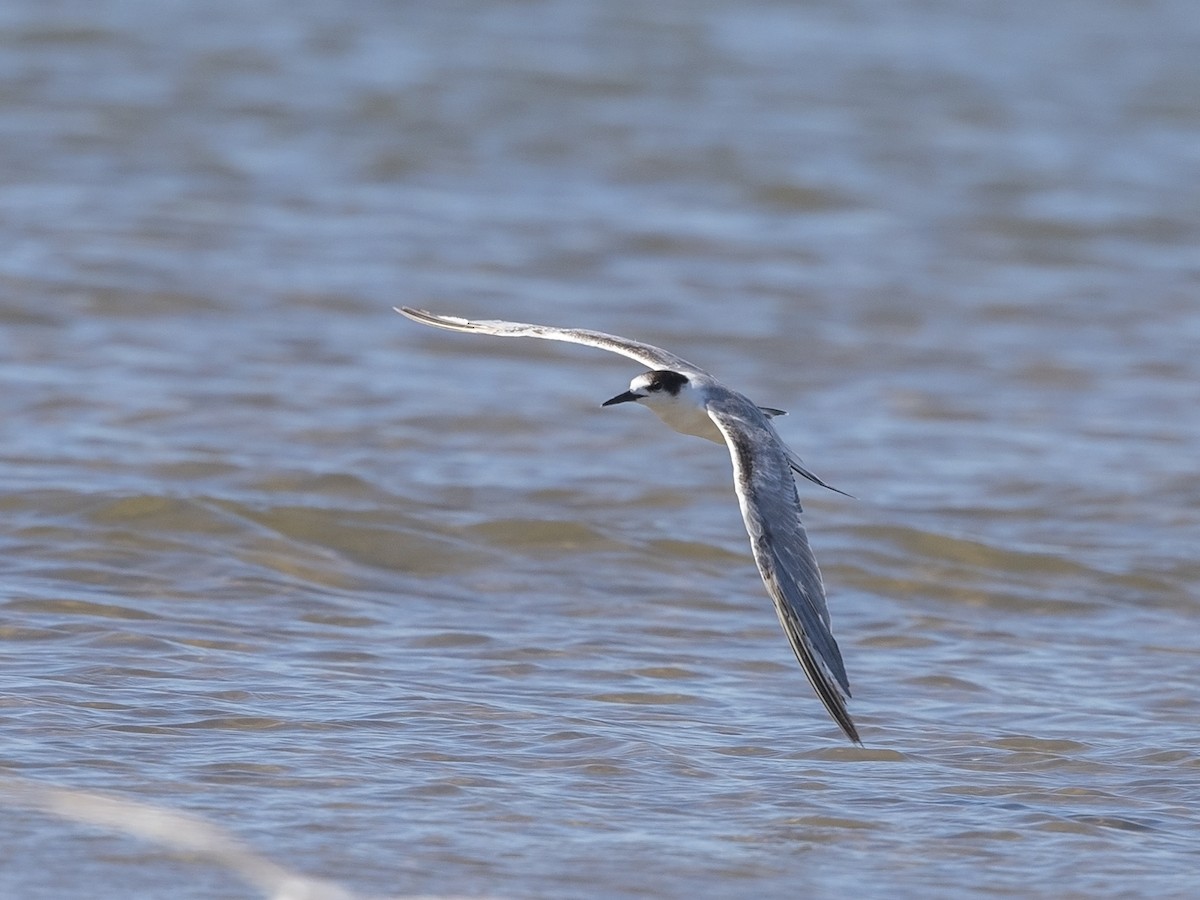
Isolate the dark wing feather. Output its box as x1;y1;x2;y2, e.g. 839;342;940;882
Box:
707;393;860;744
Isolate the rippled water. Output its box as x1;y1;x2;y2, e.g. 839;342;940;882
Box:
2;0;1199;897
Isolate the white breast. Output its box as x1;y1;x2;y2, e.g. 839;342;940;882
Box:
649;403;724;444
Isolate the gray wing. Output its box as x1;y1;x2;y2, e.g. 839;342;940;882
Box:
396;307;709;376
707;391;860;744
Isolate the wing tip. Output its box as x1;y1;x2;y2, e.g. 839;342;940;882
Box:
811;665;862;744
395;307;474;330
840;712;864;745
788;623;861;744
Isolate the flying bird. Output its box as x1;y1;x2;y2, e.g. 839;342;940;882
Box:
397;307;861;743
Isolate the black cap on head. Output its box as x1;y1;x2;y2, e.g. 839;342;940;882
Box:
643;370;688;396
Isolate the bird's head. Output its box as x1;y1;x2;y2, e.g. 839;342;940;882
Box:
601;370;693;410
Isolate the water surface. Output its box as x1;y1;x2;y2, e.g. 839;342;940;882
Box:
2;0;1199;897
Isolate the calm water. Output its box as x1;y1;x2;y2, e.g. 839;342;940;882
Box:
2;0;1199;897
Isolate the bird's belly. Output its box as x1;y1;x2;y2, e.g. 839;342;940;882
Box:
652;405;724;444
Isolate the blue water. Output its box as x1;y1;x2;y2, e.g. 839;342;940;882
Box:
2;1;1199;897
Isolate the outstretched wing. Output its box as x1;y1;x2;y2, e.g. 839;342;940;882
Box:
707;392;860;743
396;308;709;376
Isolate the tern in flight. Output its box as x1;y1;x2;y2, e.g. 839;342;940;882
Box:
397;307;862;743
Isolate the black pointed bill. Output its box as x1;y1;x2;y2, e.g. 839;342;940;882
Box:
602;390;643;407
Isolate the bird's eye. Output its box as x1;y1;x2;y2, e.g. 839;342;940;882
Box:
647;382;661;392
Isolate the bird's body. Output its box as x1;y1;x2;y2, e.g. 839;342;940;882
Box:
397;307;861;743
